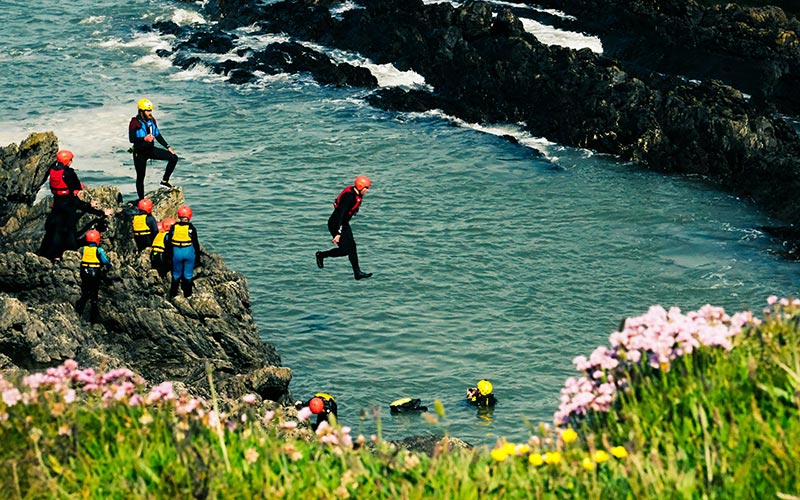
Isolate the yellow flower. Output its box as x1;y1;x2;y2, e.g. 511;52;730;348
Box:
529;453;544;466
581;457;595;471
611;446;628;458
515;444;531;455
491;447;509;462
503;442;517;455
593;450;610;463
544;452;562;465
561;428;578;444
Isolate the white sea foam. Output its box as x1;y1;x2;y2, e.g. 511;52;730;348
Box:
80;16;107;24
167;8;208;26
331;1;362;17
519;17;602;53
300;42;429;89
483;0;575;20
169;62;228;83
232;28;292;51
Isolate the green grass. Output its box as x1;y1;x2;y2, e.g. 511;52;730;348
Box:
1;301;799;499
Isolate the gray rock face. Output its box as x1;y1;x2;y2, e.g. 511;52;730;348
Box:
0;132;292;405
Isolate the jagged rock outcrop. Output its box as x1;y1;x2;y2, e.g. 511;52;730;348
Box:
0;132;292;405
527;0;800;115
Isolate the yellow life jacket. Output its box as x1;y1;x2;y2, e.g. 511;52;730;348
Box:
171;223;192;247
81;246;101;268
151;231;167;254
132;214;152;236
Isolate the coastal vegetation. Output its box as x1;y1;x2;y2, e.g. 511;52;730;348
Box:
1;299;797;498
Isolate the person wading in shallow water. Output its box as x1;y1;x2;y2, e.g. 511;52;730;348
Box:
128;98;179;201
315;175;373;280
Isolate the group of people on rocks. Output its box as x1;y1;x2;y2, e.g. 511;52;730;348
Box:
37;98;200;323
38;97;375;325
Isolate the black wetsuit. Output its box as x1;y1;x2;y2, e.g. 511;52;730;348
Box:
128;114;178;200
319;186;365;276
38;166;105;261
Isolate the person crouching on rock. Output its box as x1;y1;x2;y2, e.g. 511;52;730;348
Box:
74;229;111;324
165;205;199;299
151;217;176;277
132;198;158;252
466;379;497;408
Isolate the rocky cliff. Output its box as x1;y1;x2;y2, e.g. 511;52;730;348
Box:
0;132;292;405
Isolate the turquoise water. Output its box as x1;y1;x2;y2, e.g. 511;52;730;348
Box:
2;0;798;445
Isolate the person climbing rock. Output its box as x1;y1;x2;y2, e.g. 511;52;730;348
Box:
466;379;497;407
38;150;113;261
128;98;179;201
151;217;176;276
165;205;199;298
316;175;373;280
74;229;111;324
132;198;159;251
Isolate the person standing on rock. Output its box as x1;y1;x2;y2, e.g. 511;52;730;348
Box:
315;175;373;280
151;217;176;277
74;229;111;324
38;150;113;261
128;98;179;201
165;205;199;299
132;198;159;251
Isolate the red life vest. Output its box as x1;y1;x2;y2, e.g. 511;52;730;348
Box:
49;167;70;196
333;185;362;217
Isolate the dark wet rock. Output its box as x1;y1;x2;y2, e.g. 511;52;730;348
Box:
0;133;292;406
177;29;238;54
526;0;800;115
210;41;378;88
388;435;473;457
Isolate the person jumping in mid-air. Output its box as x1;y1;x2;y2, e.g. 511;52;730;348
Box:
316;175;373;280
128;98;179;201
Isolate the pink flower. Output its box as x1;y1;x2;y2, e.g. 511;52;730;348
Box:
297;406;313;422
242;394;257;405
2;388;22;407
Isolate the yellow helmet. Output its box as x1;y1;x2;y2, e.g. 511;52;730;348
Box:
137;98;154;111
477;379;493;395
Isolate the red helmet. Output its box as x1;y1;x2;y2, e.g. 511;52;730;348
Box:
85;229;101;244
177;205;192;220
160;217;177;231
56;150;74;166
137;198;153;214
309;397;325;414
354;175;372;191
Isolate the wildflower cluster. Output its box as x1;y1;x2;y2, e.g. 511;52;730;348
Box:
490;426;628;472
554;303;757;426
0;360;359;456
0;359;212;425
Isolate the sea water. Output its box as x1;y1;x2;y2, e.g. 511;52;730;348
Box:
2;0;798;445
